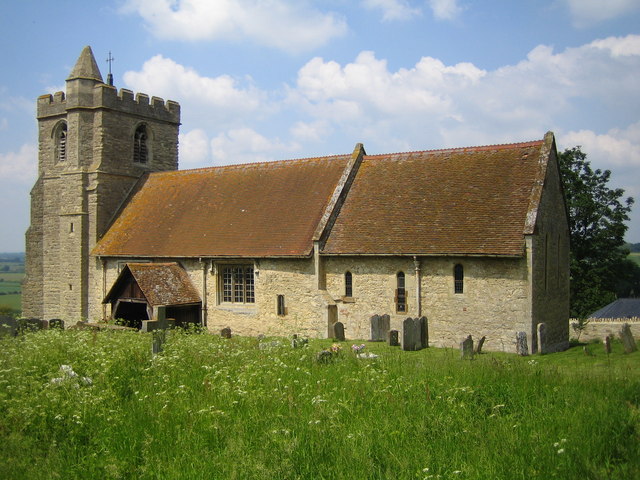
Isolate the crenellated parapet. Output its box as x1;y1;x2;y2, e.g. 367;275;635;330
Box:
37;84;180;123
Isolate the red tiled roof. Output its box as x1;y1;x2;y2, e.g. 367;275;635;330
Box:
104;263;201;306
93;155;352;257
321;140;548;256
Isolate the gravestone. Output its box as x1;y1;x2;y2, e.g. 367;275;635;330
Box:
49;319;65;330
417;316;428;349
603;335;612;354
537;322;548;355
18;318;45;333
516;331;529;356
152;330;165;354
619;323;638;353
221;327;232;339
370;314;390;342
0;315;17;337
402;317;426;351
333;321;345;341
141;317;175;332
388;329;400;347
475;336;486;354
460;335;474;360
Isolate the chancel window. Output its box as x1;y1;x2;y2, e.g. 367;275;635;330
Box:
396;271;407;313
56;122;67;162
277;295;286;316
133;124;149;164
345;271;353;297
221;265;255;304
454;264;464;294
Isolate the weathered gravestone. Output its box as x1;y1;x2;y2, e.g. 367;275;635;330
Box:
220;327;232;339
49;319;65;330
603;335;612;354
148;313;174;354
536;322;548;355
388;329;400;347
333;321;345;341
417;316;428;349
619;323;638;353
460;335;474;360
18;318;45;333
475;335;486;354
402;317;426;351
0;315;17;337
516;331;529;356
370;314;390;342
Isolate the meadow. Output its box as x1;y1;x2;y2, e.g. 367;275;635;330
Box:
0;329;638;480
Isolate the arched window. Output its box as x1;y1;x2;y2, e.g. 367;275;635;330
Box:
396;271;406;312
454;264;464;294
133;124;149;164
56;122;67;162
345;271;353;297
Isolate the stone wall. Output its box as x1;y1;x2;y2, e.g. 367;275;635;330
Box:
569;318;640;342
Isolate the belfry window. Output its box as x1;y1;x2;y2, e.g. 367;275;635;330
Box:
454;264;464;294
396;271;407;313
221;265;255;304
133;125;148;164
56;122;67;162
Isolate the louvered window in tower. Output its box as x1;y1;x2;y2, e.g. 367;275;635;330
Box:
133;125;148;164
57;123;67;162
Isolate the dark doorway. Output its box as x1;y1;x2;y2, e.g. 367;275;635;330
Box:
113;301;149;329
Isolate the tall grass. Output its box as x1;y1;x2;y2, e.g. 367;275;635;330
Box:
0;330;638;479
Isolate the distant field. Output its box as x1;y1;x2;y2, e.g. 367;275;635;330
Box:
629;252;640;265
0;294;21;311
0;272;23;313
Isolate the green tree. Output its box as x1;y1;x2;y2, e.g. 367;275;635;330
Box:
558;146;638;318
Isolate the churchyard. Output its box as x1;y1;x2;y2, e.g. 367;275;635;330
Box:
0;325;638;480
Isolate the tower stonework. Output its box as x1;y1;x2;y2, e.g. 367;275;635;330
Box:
23;46;180;322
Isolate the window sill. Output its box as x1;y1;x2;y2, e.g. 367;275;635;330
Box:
215;304;257;315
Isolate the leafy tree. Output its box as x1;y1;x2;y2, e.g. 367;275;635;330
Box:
558;146;639;318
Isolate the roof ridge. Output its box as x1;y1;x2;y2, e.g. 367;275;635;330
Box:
156;153;352;176
363;139;545;158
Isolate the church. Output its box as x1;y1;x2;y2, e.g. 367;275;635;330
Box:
23;46;570;353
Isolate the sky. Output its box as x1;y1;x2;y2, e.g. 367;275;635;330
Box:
1;0;639;252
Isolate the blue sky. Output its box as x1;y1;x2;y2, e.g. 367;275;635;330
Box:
1;0;640;251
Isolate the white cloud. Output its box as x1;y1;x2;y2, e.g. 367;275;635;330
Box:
428;0;463;20
559;123;640;169
289;120;332;143
179;129;211;168
564;0;640;27
211;128;299;165
121;0;347;53
0;144;37;183
123;55;264;115
361;0;422;21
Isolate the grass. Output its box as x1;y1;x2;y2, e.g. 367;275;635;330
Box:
0;330;638;479
629;252;640;266
0;272;23;314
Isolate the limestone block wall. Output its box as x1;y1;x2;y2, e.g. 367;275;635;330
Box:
324;256;531;352
529;146;570;352
569;318;640;342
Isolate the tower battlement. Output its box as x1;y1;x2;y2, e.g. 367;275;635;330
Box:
37;85;180;123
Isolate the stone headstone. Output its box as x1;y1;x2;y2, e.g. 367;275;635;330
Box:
619;323;638;353
0;315;17;337
152;330;166;354
370;314;390;342
475;335;486;354
537;322;548;355
402;317;425;351
49;319;65;330
333;321;345;341
460;335;474;360
388;329;400;347
141;318;175;333
603;335;612;354
220;327;232;339
18;318;44;333
417;316;428;348
516;331;529;356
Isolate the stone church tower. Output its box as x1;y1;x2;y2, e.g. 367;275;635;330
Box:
23;46;180;321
